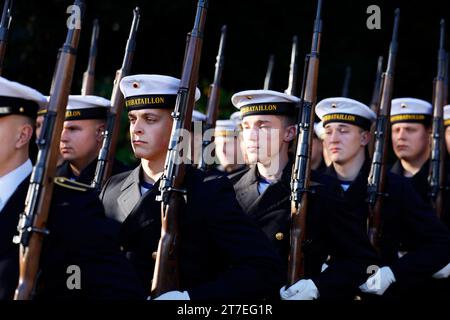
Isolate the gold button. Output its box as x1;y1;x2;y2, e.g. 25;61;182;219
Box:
275;232;284;241
20;107;25;113
152;251;157;260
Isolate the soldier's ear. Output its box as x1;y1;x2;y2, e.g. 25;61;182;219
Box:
95;123;106;141
284;124;296;142
360;130;371;146
16;123;34;149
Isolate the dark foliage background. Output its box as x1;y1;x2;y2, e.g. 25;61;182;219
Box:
3;0;449;164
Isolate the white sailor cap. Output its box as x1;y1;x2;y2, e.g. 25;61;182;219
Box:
316;97;376;131
231;89;300;118
230;111;242;125
192;110;207;122
215;119;239;137
120;74;201;111
64;95;111;121
314;121;325;140
0;76;47;119
390;98;432;125
444;105;450;127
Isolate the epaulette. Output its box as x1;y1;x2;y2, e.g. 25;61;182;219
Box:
53;176;93;192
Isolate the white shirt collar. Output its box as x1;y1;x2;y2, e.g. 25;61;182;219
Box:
0;159;32;212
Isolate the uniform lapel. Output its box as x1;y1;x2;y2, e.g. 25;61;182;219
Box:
234;166;260;213
117;166;142;222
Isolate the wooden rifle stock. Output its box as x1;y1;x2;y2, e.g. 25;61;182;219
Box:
367;9;400;252
428;20;446;218
14;0;85;300
151;0;208;297
287;0;323;286
81;19;99;95
91;7;140;190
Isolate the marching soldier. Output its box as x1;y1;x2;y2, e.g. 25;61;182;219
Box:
0;76;47;300
231;90;378;300
390;98;433;202
57;95;130;184
100;74;284;300
312;97;450;300
208;119;247;178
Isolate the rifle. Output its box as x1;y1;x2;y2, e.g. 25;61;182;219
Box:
14;0;85;300
91;8;140;190
368;56;384;157
263;54;275;90
0;0;13;75
341;66;351;97
151;0;208;297
367;9;400;251
286;35;299;97
287;0;323;286
198;25;227;171
428;20;446;218
81;19;99;95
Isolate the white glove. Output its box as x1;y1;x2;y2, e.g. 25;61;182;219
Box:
280;279;319;300
433;262;450;279
153;290;190;300
359;266;396;295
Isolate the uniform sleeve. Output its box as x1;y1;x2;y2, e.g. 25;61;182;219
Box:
389;179;450;286
187;176;285;300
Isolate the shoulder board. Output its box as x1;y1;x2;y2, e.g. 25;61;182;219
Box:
53;176;93;192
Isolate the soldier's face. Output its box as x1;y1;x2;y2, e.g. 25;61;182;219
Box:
128;109;173;161
445;126;450;155
60;120;104;163
241;115;295;165
324;123;369;165
391;123;430;162
0;115;34;176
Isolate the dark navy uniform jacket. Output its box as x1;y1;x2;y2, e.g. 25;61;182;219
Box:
0;177;29;300
56;158;132;185
34;178;145;300
100;164;284;300
324;162;450;297
233;159;378;300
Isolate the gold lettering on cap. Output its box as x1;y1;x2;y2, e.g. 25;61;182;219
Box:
241;104;278;114
125;96;166;107
65;110;82;118
323;114;357;122
390;114;426;122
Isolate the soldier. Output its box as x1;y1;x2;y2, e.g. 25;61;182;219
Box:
231;90;378;300
100;74;284;300
311;97;450;299
0;76;47;300
57;95;130;184
390;98;432;202
209;119;247;177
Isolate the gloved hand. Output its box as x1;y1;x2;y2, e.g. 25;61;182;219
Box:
433;262;450;279
359;266;396;295
280;279;319;300
152;291;190;300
